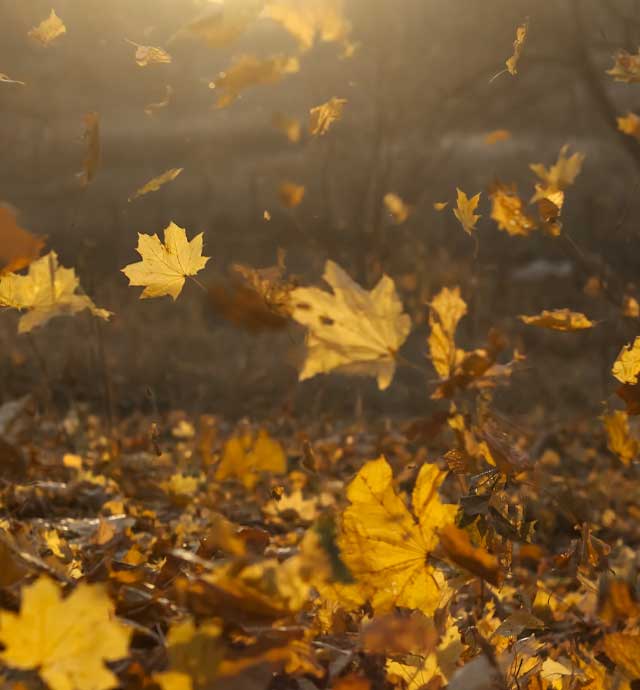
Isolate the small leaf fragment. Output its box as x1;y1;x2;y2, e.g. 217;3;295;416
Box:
453;188;481;235
505;19;528;75
518;309;594;331
309;97;347;136
612;336;640;385
128;168;183;202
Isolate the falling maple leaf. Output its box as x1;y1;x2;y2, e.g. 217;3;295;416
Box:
617;112;640;141
309;97;347;136
453;188;481;235
0;251;111;334
144;85;174;116
505;19;528;75
607;48;640;83
603;410;639;466
28;9;66;46
79;112;100;187
121;222;209;300
428;286;467;379
126;40;172;67
279;182;305;208
290;260;411;390
519;309;594;331
0;206;45;274
209;54;299;109
128;168;183;202
612;336;640;385
0;576;131;690
338;456;457;615
272;112;302;142
530;144;585;203
0;73;25;85
484;129;512;145
489;183;537;237
216;429;287;488
384;193;411;224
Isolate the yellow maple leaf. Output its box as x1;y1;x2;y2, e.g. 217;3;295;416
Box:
617;112;640;141
126;40;172;67
428;287;467;379
453;188;481;235
607;49;640;83
612;336;640;385
339;456;457;615
216;429;287;488
489;184;537;237
518;309;594;331
121;222;209;301
530;144;585;203
0;577;131;690
279;181;305;208
0;251;110;334
290;260;411;390
309;97;347;136
505;20;528;75
28;9;66;46
384;193;411;224
209;54;299;108
603;410;639;466
128;168;183;202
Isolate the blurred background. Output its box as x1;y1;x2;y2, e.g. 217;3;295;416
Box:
1;0;639;420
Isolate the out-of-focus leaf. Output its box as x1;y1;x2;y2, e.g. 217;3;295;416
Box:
530;145;584;203
607;49;640;83
216;429;286;488
603;410;639;466
518;309;594;331
121;222;209;300
484;129;511;145
175;0;264;47
0;251;111;334
433;201;448;211
309;96;347;136
439;524;501;585
0;206;45;274
384;193;411;224
209;54;299;108
603;633;640;678
80;112;100;187
505;20;528;75
128;168;183;202
290;260;411;390
489;183;537;237
272;111;301;142
613;337;640;385
0;73;25;85
453;188;481;235
28;9;66;46
279;181;305;208
618;112;640;141
428;286;467;379
144;85;173;116
126;40;172;67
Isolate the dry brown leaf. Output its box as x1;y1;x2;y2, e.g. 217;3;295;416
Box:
128;168;183;202
309;97;347;136
0;206;45;275
28;9;66;46
439;524;501;585
144;85;173;116
519;309;594;331
272;112;302;142
80;112;100;187
453;189;481;235
489;183;537;237
279;181;305;208
603;410;639;466
613;336;640;385
506;20;528;75
384;193;411;224
607;49;640;83
484;129;511;145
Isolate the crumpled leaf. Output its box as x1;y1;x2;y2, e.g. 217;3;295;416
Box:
144;85;173;116
126;40;172;67
505;20;528;75
279;181;305;208
518;309;594;331
617;112;640;141
530;144;584;203
79;112;100;187
272;112;301;142
215;429;287;488
0;251;111;334
384;193;411;224
121;222;209;300
489;183;537;237
607;48;640;83
338;456;457;615
309;97;347;135
603;410;638;466
291;260;411;390
128;168;183;202
28;9;66;46
613;337;640;385
0;576;131;690
0;206;45;274
453;188;481;235
209;54;299;108
428;286;467;379
0;73;25;85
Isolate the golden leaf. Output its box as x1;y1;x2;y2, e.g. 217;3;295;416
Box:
617;112;640;142
279;181;305;208
428;286;467;379
530;144;585;203
518;309;594;331
79;112;100;187
453;188;481;235
263;0;351;52
128;168;183;202
215;429;287;488
272;112;302;142
603;633;640;679
177;0;264;48
0;206;45;274
613;336;640;385
28;9;66;46
505;20;528;75
121;222;209;301
607;49;640;83
309;97;347;135
0;577;131;690
126;40;172;67
209;54;299;108
384;193;411;224
0;73;25;85
484;129;512;145
603;410;639;466
339;456;457;615
439;524;501;585
0;251;111;334
489;184;537;237
433;201;448;211
290;260;411;390
144;85;173;116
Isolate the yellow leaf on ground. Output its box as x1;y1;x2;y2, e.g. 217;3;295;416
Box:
209;54;299;108
339;457;457;615
617;112;640;141
485;129;511;145
428;287;467;379
28;9;66;46
0;206;45;274
613;337;640;385
603;633;640;678
279;181;305;208
490;184;537;237
216;429;287;488
505;20;528;75
128;168;183;202
0;251;111;334
453;188;481;235
127;40;172;67
80;112;100;187
272;112;302;142
603;410;639;466
0;577;131;690
608;49;640;83
309;97;347;135
384;193;411;224
290;260;411;390
121;222;209;300
519;309;594;331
